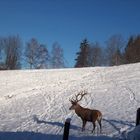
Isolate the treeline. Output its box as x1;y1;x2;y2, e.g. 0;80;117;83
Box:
0;36;65;70
75;34;140;67
0;34;140;70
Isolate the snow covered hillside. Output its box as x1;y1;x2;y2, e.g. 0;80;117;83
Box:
0;63;140;140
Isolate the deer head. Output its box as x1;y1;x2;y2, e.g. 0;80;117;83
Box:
69;90;87;110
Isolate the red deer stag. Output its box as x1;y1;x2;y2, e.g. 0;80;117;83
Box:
69;91;102;133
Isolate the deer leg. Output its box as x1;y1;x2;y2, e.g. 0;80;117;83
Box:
97;119;102;133
92;122;96;133
82;120;86;131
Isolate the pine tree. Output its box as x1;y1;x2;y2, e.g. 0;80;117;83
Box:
124;35;140;64
75;39;90;67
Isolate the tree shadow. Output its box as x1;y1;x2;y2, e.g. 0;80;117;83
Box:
0;131;118;140
70;135;118;140
103;118;135;134
31;116;120;139
0;131;62;140
0;116;121;140
33;115;80;131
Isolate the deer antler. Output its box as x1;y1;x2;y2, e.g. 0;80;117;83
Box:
70;90;87;103
75;90;87;102
69;97;75;104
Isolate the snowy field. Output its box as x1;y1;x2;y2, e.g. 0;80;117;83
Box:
0;63;140;140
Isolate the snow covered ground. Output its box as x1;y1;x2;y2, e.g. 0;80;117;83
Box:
0;63;140;140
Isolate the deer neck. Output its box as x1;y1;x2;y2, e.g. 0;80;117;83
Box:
75;104;84;117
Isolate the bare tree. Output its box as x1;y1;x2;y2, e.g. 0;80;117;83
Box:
3;35;22;69
0;37;3;62
36;44;50;69
51;42;65;68
88;42;102;66
25;38;50;69
106;34;125;66
25;38;40;69
0;39;6;70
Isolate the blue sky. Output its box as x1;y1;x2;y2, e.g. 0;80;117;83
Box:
0;0;140;67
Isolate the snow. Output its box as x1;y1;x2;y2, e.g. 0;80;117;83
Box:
0;63;140;140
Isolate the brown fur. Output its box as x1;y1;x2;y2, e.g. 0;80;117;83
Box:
69;103;102;132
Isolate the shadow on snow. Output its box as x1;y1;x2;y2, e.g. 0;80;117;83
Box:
103;118;135;134
0;131;118;140
33;115;81;131
0;116;122;140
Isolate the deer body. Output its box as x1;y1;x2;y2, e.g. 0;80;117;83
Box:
69;91;102;133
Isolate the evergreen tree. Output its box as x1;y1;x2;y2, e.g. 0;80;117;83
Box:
124;35;140;64
75;39;90;67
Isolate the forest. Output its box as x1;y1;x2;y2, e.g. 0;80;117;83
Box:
0;34;140;70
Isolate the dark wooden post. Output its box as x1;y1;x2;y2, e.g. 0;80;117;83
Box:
63;118;71;140
136;108;140;126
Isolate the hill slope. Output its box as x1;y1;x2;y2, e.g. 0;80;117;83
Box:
0;63;140;140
